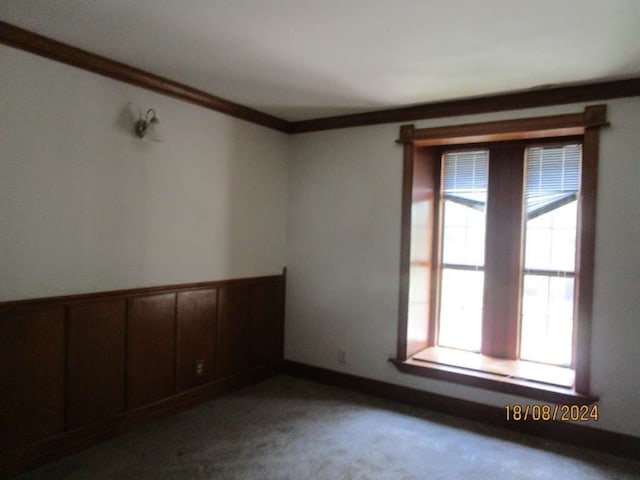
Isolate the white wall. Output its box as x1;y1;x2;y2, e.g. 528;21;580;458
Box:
0;45;288;301
286;97;640;437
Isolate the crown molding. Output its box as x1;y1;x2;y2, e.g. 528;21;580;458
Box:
2;21;640;135
0;21;293;133
290;78;640;134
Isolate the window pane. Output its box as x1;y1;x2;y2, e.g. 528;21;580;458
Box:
524;201;578;271
520;275;574;366
524;145;581;271
441;150;488;267
442;201;486;265
521;144;580;366
438;151;487;353
438;269;483;352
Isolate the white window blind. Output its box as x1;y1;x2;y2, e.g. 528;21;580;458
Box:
442;150;488;209
525;144;581;219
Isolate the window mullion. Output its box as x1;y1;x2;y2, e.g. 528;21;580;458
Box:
481;145;525;359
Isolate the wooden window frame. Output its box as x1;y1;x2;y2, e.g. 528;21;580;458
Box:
390;105;607;404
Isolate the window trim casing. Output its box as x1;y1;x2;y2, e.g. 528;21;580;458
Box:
392;105;607;403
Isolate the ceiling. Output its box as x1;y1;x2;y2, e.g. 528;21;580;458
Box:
2;0;640;122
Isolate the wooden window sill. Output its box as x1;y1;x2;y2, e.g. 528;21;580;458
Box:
389;347;598;405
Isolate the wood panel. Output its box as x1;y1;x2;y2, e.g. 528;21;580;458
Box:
574;127;600;394
1;362;281;477
396;142;415;361
0;273;285;475
176;289;217;391
398;106;608;146
126;294;176;409
218;285;251;377
66;299;126;429
249;281;283;366
0;274;283;310
0;306;65;450
414;147;440;353
481;145;525;359
397;144;441;360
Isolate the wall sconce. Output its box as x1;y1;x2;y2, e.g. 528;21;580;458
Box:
134;108;162;141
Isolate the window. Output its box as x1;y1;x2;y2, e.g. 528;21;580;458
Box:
521;145;581;366
438;150;488;353
392;106;607;403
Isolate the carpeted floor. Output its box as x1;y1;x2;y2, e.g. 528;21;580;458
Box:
16;375;640;479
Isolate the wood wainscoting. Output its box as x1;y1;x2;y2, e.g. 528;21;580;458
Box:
0;273;285;476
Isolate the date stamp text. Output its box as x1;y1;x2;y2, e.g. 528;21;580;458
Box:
504;404;599;422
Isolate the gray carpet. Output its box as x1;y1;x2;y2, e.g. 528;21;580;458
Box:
16;375;640;479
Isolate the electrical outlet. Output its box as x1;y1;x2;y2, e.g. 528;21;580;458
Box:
194;359;205;377
338;347;347;364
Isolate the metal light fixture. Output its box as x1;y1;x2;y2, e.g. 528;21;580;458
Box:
134;108;162;141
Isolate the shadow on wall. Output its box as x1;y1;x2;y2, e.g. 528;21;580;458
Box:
224;120;287;278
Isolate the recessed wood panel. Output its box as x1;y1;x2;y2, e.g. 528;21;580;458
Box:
126;294;176;409
66;299;126;429
249;281;283;366
218;286;251;377
0;306;65;450
176;289;217;391
0;273;285;473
